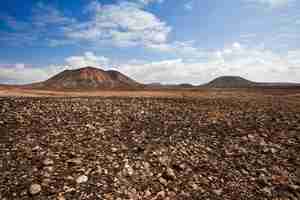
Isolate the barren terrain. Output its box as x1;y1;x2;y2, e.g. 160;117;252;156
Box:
1;89;300;199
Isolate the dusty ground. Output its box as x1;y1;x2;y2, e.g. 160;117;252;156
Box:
0;89;300;199
1;86;300;98
0;87;247;98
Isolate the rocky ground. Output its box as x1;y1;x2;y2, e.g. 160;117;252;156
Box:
0;95;300;200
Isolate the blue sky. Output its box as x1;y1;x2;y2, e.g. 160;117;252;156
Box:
0;0;300;84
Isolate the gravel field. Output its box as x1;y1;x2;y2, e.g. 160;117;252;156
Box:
1;96;300;199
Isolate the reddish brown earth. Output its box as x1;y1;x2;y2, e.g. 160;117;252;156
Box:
0;89;300;199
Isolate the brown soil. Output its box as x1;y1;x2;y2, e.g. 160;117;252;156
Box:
0;88;300;199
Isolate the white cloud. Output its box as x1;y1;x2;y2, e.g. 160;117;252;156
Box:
0;3;76;47
0;52;110;84
232;42;242;49
244;0;294;8
64;1;171;48
121;43;300;84
47;39;76;47
133;0;164;5
146;41;207;58
0;64;51;84
240;33;257;39
120;59;210;84
15;63;25;70
184;1;193;11
1;1;172;49
32;2;75;27
287;50;300;64
65;52;110;67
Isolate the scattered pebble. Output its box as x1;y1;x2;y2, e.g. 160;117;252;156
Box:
213;189;223;196
57;194;66;200
29;184;41;195
262;187;272;196
76;175;88;184
43;158;54;166
67;158;82;165
159;177;168;185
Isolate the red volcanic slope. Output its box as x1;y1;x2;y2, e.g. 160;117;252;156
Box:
28;67;142;90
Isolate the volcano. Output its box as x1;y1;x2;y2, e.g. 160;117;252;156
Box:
203;76;300;88
29;67;142;90
204;76;256;88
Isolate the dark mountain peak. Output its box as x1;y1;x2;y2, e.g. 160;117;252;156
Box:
205;76;255;88
213;75;249;81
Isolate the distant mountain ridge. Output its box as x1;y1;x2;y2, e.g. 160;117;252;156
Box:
2;67;299;90
27;67;142;90
203;76;300;88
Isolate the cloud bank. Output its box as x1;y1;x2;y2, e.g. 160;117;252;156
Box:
243;0;294;8
1;43;299;85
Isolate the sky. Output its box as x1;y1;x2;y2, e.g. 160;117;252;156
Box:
0;0;300;84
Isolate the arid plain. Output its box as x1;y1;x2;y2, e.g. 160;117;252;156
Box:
1;86;300;199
